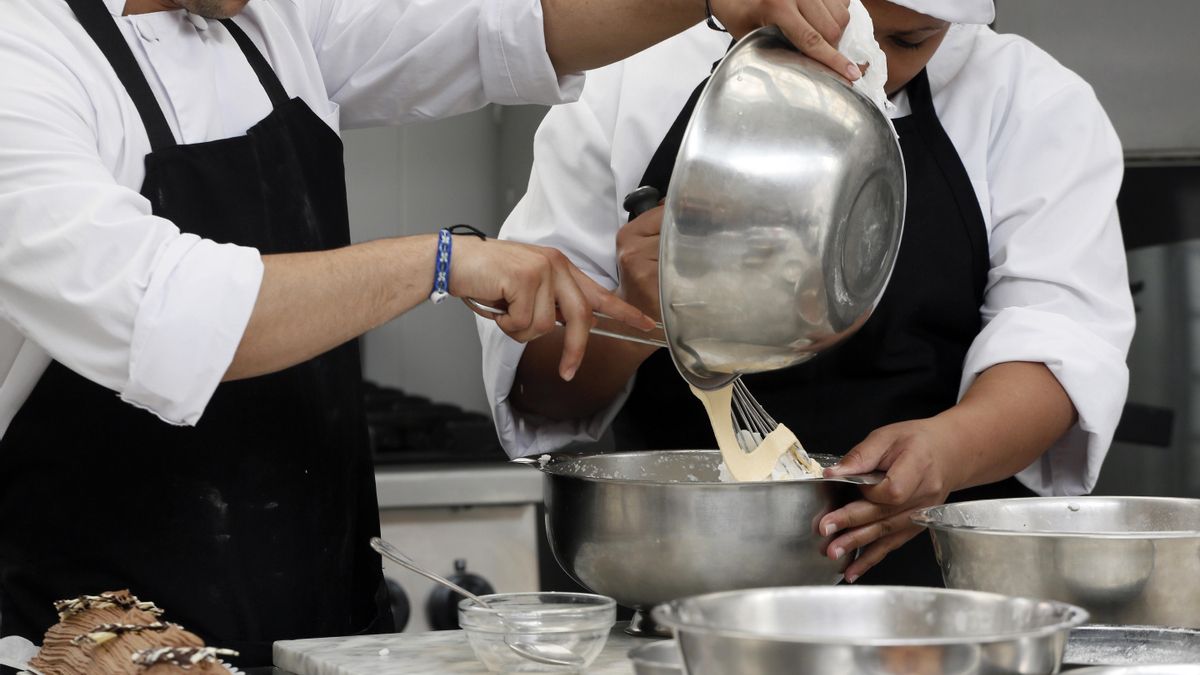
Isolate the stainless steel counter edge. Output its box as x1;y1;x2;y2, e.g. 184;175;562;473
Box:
374;464;544;509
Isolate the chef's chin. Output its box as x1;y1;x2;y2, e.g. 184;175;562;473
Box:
179;0;250;19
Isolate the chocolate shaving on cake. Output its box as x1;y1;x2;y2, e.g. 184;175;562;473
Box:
54;591;164;620
71;622;177;645
131;646;239;669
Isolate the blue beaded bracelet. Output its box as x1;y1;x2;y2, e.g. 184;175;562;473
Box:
429;225;488;305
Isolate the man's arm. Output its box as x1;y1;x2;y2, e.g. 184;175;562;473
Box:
543;0;862;80
228;235;651;382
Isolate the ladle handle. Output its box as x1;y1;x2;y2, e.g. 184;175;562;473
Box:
370;537;490;608
465;299;667;348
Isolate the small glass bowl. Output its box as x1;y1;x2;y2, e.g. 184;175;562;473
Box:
458;592;616;673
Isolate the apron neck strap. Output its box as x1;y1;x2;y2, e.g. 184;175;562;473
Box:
64;0;293;152
904;69;935;114
219;18;290;109
65;0;176;151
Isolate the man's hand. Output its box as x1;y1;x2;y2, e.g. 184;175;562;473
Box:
615;205;664;321
816;417;962;583
451;237;654;382
711;0;861;81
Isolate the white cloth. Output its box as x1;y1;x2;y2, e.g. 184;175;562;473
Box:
477;23;1134;496
890;0;994;24
840;0;892;113
0;0;581;434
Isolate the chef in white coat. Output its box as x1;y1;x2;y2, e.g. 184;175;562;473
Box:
0;0;864;665
479;0;1135;586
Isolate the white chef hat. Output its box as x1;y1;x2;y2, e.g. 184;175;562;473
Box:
886;0;994;24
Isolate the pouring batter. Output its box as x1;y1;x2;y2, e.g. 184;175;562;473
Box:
690;383;822;481
481;0;1133;586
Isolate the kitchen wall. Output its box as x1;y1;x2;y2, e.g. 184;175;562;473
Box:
343;105;549;415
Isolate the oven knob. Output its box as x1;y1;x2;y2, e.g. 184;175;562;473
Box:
426;558;495;630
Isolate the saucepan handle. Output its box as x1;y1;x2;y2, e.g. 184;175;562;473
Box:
465;298;668;349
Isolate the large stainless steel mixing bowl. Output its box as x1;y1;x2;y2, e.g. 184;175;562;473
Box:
537;450;876;636
652;586;1088;675
913;497;1200;628
660;26;905;389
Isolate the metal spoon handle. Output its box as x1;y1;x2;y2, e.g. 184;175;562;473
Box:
369;537;489;608
465;298;668;348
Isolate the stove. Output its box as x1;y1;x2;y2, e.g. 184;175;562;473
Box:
363;380;506;465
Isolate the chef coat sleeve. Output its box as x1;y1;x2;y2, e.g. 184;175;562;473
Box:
295;0;584;129
475;77;633;458
0;42;263;426
966;81;1134;496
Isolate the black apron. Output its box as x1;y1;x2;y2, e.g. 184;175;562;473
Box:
0;0;390;666
613;69;1034;587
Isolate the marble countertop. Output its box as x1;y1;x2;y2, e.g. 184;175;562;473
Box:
274;627;645;675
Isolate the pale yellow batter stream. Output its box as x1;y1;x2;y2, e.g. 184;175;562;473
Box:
690;383;823;481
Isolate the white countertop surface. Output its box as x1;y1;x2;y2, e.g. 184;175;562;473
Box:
374;463;543;509
274;627;643;675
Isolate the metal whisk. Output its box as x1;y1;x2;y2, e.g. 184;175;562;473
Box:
731;378;778;451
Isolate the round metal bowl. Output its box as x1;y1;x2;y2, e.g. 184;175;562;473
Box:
1070;662;1200;667
661;26;905;389
538;450;872;635
652;586;1088;675
912;497;1200;628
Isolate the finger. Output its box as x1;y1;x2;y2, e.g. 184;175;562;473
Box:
819;498;906;540
572;267;655;330
775;10;861;81
505;268;556;343
821;0;851;34
462;298;501;321
825;511;915;561
860;453;929;507
842;527;922;584
798;0;845;46
618;235;660;274
552;259;593;381
494;264;536;338
824;429;897;477
621;205;665;237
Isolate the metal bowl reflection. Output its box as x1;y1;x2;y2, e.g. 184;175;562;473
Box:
652;586;1086;675
913;497;1200;628
660;26;905;389
539;450;866;635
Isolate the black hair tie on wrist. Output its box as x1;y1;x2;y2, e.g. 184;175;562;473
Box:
447;224;487;240
705;0;728;32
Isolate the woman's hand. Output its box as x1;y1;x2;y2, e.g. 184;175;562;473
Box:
812;362;1078;583
615;205;664;322
816;416;966;583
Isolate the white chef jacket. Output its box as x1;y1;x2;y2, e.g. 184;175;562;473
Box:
477;23;1136;496
0;0;582;435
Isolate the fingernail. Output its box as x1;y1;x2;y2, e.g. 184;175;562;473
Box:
563;366;577;382
832;546;845;561
823;523;838;536
846;63;862;80
845;573;860;584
